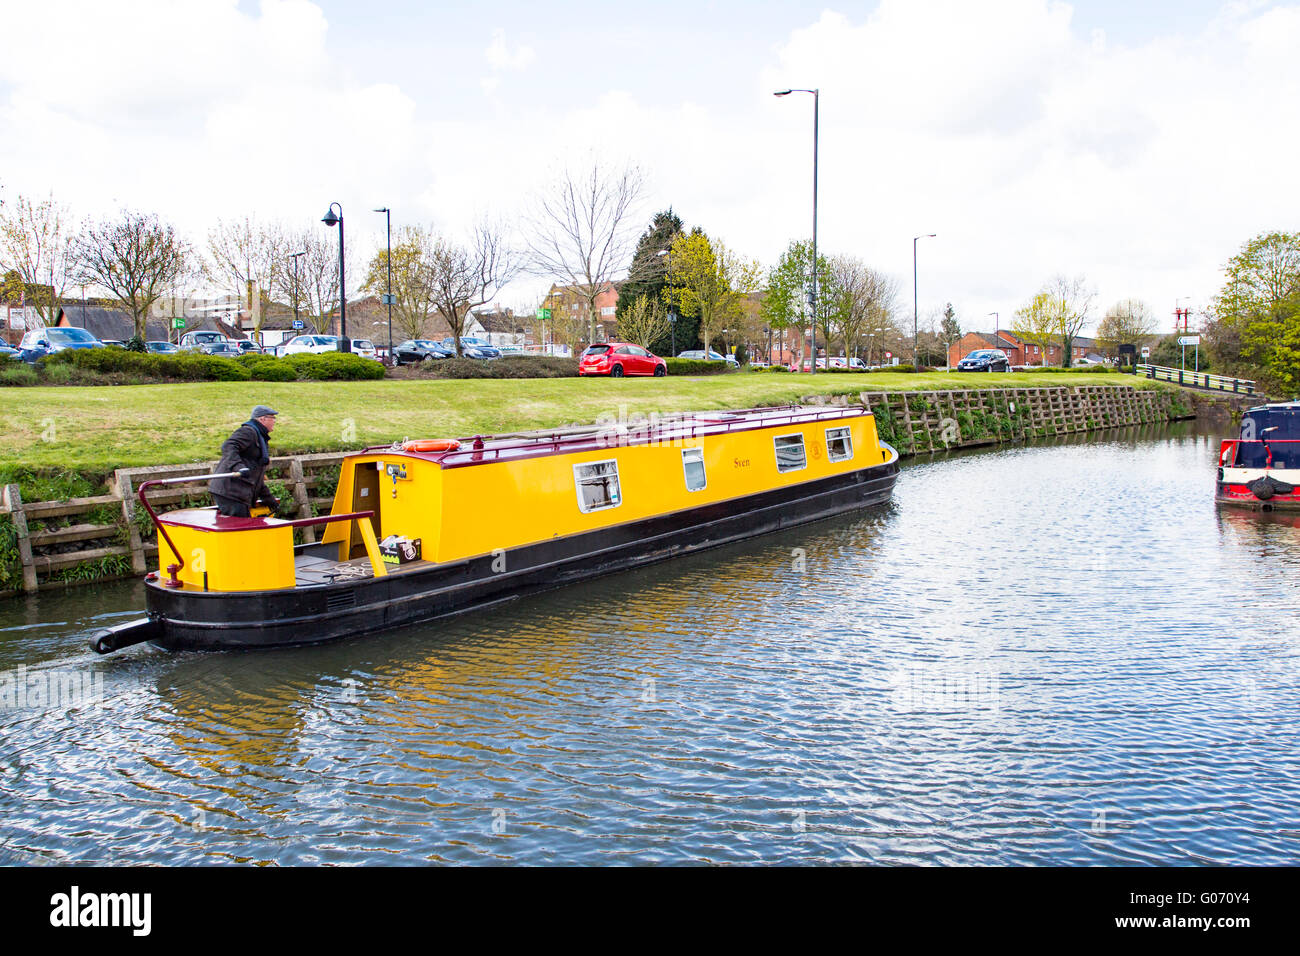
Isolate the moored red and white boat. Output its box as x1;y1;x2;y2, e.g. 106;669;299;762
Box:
1216;401;1300;511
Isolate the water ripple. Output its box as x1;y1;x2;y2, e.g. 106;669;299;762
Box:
2;423;1299;864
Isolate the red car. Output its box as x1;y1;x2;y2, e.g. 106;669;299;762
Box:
579;342;667;377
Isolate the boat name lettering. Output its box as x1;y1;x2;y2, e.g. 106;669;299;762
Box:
733;457;750;468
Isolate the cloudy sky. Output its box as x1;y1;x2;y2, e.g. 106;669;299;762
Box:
2;0;1297;335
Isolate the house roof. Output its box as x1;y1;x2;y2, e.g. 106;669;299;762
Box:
55;306;244;341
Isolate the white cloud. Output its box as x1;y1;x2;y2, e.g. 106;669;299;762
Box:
485;28;536;72
1;1;1297;329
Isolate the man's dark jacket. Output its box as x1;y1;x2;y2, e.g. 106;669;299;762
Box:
210;420;278;510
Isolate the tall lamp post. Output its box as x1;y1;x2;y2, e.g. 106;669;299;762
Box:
289;251;306;341
913;233;936;366
775;87;818;375
988;311;1000;369
321;203;351;352
374;207;393;364
668;312;678;357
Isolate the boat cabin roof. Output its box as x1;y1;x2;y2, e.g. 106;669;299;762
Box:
362;404;871;469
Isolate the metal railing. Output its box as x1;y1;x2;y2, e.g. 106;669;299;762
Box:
1136;364;1255;394
137;472;379;588
1219;438;1300;468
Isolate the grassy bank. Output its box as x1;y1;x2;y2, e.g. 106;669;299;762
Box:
0;370;1162;476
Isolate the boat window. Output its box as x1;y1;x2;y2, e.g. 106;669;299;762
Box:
574;459;621;512
825;426;853;462
774;434;807;473
682;448;706;491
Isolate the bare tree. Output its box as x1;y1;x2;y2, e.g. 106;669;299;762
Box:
0;193;74;327
1045;274;1097;367
426;222;520;354
74;210;189;339
828;256;900;360
287;230;361;335
206;217;292;337
1096;297;1157;357
527;160;645;344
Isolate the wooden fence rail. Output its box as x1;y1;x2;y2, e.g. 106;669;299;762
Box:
1;451;349;595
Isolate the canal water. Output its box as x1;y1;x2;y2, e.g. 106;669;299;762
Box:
2;421;1298;865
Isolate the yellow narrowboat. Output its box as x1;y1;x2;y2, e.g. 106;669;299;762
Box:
92;404;899;653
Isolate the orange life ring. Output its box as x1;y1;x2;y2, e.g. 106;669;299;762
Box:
402;438;461;453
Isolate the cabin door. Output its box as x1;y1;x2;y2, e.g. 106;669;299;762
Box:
348;462;381;559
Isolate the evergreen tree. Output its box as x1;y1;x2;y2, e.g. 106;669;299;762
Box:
616;209;693;355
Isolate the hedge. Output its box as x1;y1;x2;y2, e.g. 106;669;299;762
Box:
34;347;384;383
405;356;579;379
663;358;733;376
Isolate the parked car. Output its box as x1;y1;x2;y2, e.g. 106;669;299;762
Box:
579;342;667;377
678;348;740;367
829;356;868;370
145;341;180;354
205;343;244;358
278;334;343;356
234;340;262;355
178;330;231;353
0;345;22;361
100;339;125;348
19;327;103;361
439;336;501;359
350;339;378;360
957;349;1010;372
393;340;453;364
792;358;832;371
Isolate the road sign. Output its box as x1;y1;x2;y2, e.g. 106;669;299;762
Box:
171;318;185;330
885;350;892;359
1141;346;1151;358
536;307;552;320
292;319;305;330
380;293;396;306
1178;335;1200;346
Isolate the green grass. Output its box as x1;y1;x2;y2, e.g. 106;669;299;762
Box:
0;371;1165;474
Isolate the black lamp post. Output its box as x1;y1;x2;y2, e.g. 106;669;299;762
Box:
913;233;935;366
775;87;818;375
374;206;393;364
668;312;678;357
321;203;350;352
289;251;305;339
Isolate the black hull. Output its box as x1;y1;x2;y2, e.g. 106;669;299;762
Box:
144;457;899;651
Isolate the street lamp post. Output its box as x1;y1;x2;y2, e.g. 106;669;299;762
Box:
913;233;936;366
775;87;819;375
988;311;1000;370
289;251;306;341
668;312;677;357
321;203;351;352
374;207;393;364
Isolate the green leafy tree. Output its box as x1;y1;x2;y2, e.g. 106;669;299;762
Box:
664;230;762;354
616;293;671;350
1011;291;1059;366
762;239;832;362
617;209;685;355
1210;232;1300;392
363;225;443;341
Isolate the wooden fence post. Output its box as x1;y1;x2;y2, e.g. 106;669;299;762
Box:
113;470;148;574
288;458;316;544
1;485;38;592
